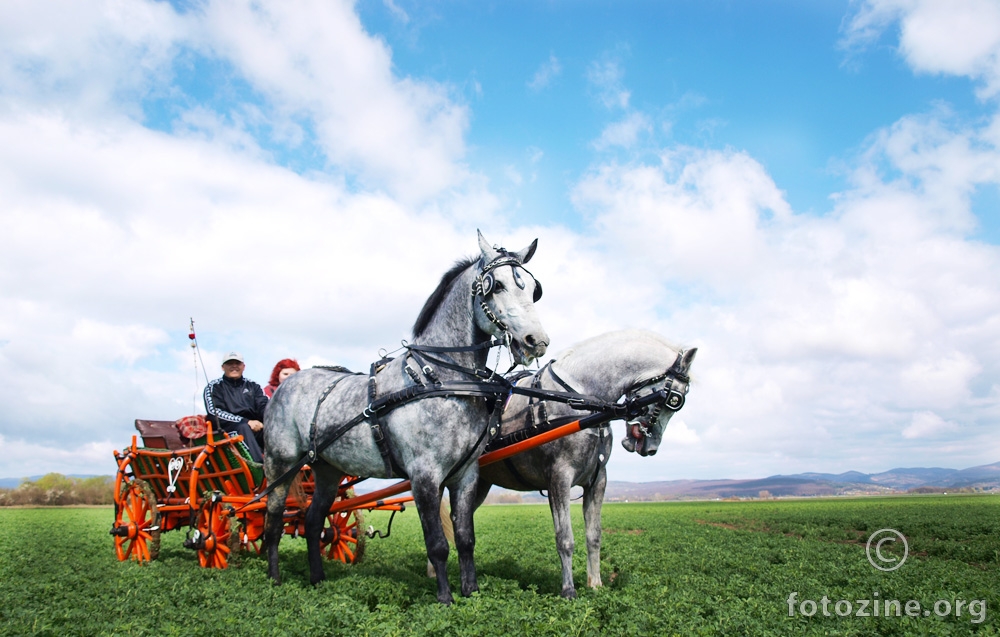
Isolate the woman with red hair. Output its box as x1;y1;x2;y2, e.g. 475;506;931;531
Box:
264;358;300;398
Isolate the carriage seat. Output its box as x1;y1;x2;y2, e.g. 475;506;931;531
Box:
133;416;264;497
134;419;188;450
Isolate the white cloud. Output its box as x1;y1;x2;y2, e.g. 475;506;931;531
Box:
902;411;959;439
572;106;1000;479
586;57;630;110
528;54;562;91
383;0;410;24
843;0;1000;98
196;0;471;202
0;0;183;118
0;1;474;203
592;112;653;150
662;419;699;446
0;435;118;478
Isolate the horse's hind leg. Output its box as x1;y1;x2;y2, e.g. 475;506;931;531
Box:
304;462;344;585
449;468;481;597
548;473;577;598
582;464;607;589
411;476;454;604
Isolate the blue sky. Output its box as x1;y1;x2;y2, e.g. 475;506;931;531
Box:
150;1;990;223
367;3;982;219
1;0;1000;482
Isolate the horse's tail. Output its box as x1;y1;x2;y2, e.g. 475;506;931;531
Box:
289;472;306;507
439;498;455;547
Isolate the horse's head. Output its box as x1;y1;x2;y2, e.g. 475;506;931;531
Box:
621;347;697;456
473;230;549;365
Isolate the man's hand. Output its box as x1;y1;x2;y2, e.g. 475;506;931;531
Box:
248;419;264;432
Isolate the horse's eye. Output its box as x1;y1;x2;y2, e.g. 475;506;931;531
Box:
493;280;505;292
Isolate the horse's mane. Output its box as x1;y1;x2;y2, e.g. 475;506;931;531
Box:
412;257;477;338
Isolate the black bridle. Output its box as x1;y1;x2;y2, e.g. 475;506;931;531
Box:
471;250;543;336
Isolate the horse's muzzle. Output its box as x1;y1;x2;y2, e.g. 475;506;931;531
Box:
512;333;549;365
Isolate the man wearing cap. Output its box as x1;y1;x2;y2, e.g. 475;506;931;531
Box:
203;351;267;463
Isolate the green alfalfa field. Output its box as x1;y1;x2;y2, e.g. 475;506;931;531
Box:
2;495;999;636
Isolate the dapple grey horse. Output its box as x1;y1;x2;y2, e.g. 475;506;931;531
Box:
476;329;696;598
263;232;549;604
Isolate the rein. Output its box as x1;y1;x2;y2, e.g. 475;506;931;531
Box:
485;386;674;452
487;351;692;453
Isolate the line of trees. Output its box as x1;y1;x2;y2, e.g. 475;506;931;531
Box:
0;473;114;506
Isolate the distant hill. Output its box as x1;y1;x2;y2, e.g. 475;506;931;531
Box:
595;461;1000;501
484;461;1000;503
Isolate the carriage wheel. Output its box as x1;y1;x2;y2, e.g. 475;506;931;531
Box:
194;493;233;569
112;479;161;564
319;480;365;564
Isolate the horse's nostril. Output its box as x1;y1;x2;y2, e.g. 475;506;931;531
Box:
525;334;536;346
647;449;657;456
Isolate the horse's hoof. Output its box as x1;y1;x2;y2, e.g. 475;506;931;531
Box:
438;593;454;605
461;584;479;597
310;573;326;586
561;587;577;599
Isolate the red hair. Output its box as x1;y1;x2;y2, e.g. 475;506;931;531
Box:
268;358;301;386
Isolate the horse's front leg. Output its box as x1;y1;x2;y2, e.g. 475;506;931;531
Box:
582;463;607;588
449;466;481;597
304;463;344;585
411;476;454;604
548;472;576;598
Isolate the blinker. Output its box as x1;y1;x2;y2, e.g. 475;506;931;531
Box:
481;271;495;296
664;389;685;411
478;263;543;303
512;268;525;290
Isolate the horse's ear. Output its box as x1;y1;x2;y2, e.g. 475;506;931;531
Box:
478;229;500;261
513;238;538;264
679;348;697;373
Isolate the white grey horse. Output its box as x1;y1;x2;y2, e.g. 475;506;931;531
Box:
476;329;696;598
263;232;549;604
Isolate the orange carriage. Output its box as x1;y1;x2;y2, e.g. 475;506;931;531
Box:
110;418;394;568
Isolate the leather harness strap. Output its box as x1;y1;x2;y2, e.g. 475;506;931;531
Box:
368;357;408;480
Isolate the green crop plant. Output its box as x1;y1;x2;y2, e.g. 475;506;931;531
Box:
1;495;997;636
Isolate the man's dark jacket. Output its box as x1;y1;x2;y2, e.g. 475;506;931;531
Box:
203;376;268;462
204;376;268;429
